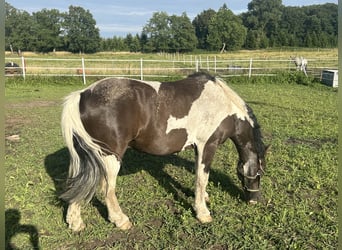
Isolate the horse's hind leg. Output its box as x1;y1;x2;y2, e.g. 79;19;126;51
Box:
101;155;132;230
66;202;86;232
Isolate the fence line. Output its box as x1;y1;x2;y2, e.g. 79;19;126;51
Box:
5;56;338;84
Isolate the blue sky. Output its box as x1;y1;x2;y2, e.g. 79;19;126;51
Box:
6;0;338;38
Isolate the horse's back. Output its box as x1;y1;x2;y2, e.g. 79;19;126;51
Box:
75;74;252;157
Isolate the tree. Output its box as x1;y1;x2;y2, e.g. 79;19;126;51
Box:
140;32;153;53
32;9;63;52
168;13;197;52
143;11;171;52
207;4;246;51
5;2;36;52
303;3;337;47
192;9;216;49
5;2;337;52
63;5;101;53
101;36;128;51
278;6;306;47
242;0;283;48
125;33;141;52
277;3;337;48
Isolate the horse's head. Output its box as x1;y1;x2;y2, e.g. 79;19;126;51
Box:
290;56;301;66
237;153;266;203
233;109;269;204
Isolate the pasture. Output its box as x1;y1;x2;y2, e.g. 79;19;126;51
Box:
5;70;337;248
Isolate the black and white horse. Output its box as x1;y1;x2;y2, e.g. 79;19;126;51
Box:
61;72;268;231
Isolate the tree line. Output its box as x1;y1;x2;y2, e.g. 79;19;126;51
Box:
5;1;337;54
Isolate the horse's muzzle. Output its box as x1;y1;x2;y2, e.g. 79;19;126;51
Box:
244;188;261;204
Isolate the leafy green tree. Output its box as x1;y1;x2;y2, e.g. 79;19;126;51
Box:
242;0;283;48
140;32;153;53
278;3;337;48
142;11;197;52
278;6;306;46
192;9;216;49
5;1;338;52
100;38;111;51
143;11;170;52
168;13;197;52
63;5;101;53
303;3;337;47
125;33;141;52
102;36;128;51
207;4;246;51
32;9;63;52
5;2;36;52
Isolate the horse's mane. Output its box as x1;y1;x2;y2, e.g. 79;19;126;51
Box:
246;104;265;158
187;71;216;83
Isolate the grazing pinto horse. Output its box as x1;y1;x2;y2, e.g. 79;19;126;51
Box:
61;72;268;232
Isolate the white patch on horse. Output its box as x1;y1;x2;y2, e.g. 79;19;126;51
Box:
166;79;254;150
143;81;161;93
166;116;189;134
216;78;254;126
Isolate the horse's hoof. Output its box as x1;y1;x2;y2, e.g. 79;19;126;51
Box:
69;221;86;232
249;200;258;205
197;215;213;224
118;220;132;230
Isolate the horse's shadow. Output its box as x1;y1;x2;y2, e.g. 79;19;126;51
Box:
44;147;243;221
5;209;40;250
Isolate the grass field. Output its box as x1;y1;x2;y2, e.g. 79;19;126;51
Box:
5;70;337;249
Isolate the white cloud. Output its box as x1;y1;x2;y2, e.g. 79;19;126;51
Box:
90;5;155;17
97;23;143;34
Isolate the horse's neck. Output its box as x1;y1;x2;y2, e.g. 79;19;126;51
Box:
231;123;255;163
294;58;300;66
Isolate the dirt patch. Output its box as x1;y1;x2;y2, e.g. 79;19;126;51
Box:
65;226;150;250
5;116;31;134
5;100;60;135
6;100;60;109
285;137;337;148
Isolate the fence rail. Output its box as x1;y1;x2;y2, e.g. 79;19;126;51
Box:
5;56;338;84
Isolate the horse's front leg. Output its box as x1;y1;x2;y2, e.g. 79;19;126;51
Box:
194;143;216;223
101;155;132;230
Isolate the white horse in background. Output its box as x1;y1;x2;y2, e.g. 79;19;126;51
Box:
291;56;308;76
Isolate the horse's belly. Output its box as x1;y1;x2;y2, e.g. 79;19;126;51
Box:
129;128;190;155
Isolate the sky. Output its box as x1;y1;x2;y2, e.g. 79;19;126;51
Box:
6;0;338;38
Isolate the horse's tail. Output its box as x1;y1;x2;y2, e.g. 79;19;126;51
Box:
60;90;106;204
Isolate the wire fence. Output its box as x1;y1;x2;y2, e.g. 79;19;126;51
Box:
5;55;338;84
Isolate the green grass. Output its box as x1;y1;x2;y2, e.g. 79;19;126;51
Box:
5;73;337;249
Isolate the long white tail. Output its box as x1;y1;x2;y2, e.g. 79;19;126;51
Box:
60;90;106;203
